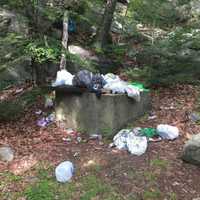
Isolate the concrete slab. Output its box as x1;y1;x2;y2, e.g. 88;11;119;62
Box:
55;89;151;137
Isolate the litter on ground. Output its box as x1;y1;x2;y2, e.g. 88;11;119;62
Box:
55;161;74;183
112;125;179;155
37;113;55;127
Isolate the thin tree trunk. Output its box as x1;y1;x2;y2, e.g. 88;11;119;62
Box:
97;0;118;49
59;10;69;70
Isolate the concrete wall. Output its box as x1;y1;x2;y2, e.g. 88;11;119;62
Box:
55;91;151;137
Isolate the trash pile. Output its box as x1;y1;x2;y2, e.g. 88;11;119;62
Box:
111;124;179;156
52;69;149;101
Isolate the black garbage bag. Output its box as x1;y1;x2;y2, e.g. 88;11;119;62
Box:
72;70;106;97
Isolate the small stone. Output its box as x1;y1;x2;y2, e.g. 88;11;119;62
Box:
0;146;14;162
189;112;200;123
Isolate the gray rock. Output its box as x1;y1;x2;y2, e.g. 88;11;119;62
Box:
0;146;14;162
182;133;200;166
190;0;200;18
189;112;200;123
0;8;28;36
0;56;32;84
68;45;97;60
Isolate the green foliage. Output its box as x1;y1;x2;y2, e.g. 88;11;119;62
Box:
135;28;200;86
26;38;61;63
0;101;24;121
24;164;124;200
169;192;177;200
142;189;162;200
143;171;157;182
0;88;43;121
25;180;54;200
122;67;150;83
0;172;23;200
0;81;16;91
0;0;25;9
150;158;169;169
66;52;98;73
130;0;180;28
0;33;29;66
80;175;123;200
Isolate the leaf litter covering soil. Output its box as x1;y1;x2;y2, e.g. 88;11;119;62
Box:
0;84;200;199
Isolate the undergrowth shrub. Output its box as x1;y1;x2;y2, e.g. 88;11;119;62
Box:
135;28;200;86
0;88;43;121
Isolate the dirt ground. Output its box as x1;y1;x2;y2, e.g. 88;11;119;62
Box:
0;84;200;200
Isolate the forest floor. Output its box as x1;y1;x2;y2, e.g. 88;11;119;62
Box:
0;84;200;200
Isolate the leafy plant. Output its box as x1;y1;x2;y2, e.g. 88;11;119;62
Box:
26;40;60;63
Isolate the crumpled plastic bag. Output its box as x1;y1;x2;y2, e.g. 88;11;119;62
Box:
113;129;148;156
52;69;74;87
73;70;105;91
55;161;74;183
125;85;140;102
127;133;148;156
103;73;121;84
37;113;55;127
104;81;128;94
156;124;179;140
103;73;127;94
113;129;131;150
103;73;141;102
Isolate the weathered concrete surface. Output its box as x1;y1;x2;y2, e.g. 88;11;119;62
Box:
55;91;151;137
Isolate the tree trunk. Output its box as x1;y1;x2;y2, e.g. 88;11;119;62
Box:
59;10;69;70
96;0;118;49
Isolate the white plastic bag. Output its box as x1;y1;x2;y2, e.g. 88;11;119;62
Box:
125;85;140;102
52;69;74;87
104;81;128;94
113;129;148;156
127;133;148;156
103;73;121;84
113;129;131;150
55;161;74;183
157;124;179;140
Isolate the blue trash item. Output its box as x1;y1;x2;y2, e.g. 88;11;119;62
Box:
55;161;74;183
68;19;76;33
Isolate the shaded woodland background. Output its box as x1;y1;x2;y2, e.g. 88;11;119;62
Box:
1;0;200;89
